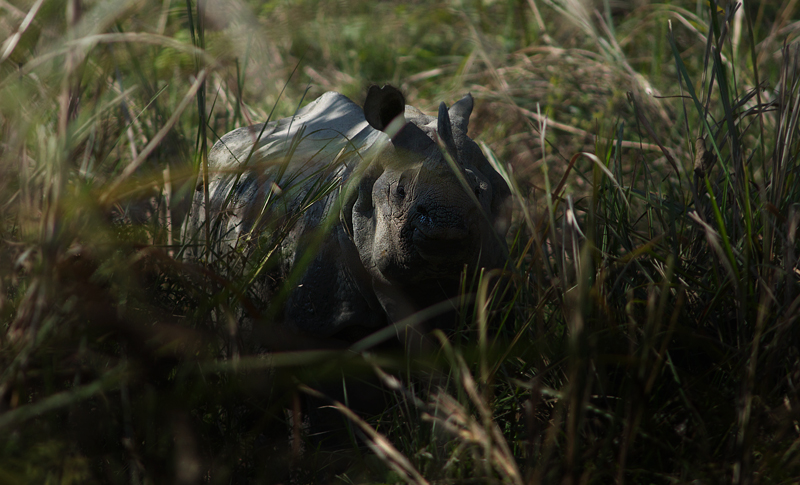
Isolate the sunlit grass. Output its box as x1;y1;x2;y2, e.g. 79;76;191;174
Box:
1;0;799;483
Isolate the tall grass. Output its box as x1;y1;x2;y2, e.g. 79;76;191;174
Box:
1;0;799;483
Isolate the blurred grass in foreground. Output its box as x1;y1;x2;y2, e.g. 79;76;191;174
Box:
1;0;799;483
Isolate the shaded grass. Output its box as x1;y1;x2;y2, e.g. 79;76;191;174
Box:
1;0;800;483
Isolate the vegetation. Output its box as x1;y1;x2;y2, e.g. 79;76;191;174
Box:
1;0;799;483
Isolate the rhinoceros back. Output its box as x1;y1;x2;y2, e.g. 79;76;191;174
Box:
186;92;388;254
208;92;385;172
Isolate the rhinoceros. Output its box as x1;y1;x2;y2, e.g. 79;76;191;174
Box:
185;85;511;342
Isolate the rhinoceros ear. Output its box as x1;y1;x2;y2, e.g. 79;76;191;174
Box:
448;93;473;133
437;102;458;156
364;85;406;133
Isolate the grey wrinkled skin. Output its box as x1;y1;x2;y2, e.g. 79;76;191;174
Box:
185;85;511;341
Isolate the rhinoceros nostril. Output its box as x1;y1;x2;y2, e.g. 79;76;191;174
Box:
413;218;469;241
416;206;430;225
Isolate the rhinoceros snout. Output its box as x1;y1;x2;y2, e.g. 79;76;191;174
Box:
410;206;472;263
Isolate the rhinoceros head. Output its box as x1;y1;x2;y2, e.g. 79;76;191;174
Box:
343;85;511;318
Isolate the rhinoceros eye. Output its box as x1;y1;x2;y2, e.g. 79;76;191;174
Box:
397;184;406;199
